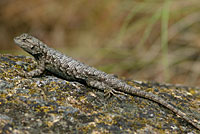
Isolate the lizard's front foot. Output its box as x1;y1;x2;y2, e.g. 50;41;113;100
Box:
17;62;45;78
16;70;30;78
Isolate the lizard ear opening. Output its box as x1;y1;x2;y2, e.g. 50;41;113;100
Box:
32;53;43;60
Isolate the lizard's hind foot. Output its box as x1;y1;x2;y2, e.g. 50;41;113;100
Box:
104;88;128;100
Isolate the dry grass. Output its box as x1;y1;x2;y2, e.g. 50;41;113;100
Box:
0;0;200;86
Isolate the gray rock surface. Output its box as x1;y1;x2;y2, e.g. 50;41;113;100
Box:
0;54;199;133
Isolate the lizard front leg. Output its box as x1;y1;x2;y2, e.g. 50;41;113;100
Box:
19;60;45;77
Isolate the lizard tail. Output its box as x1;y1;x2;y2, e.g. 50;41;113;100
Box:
119;84;200;130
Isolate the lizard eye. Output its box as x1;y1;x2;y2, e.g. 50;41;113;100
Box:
22;37;28;42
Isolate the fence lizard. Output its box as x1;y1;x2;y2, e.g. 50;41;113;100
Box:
14;33;200;130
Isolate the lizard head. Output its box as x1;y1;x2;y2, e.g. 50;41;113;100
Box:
14;33;46;55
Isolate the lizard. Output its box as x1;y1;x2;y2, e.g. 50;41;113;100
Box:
14;33;200;130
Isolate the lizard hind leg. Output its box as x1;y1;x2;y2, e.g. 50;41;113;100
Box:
86;79;127;100
104;88;128;100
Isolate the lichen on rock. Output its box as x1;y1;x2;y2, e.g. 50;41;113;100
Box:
0;54;199;133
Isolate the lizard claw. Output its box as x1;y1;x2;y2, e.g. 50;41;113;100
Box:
16;70;27;77
104;88;128;100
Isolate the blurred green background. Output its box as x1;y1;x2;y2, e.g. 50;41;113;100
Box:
0;0;200;86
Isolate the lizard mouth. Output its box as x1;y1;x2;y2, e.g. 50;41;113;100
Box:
14;33;32;49
14;33;43;55
14;33;28;46
13;37;20;45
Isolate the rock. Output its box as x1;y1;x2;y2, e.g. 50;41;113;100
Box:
0;54;199;133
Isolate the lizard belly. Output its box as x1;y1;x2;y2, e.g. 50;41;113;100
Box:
45;64;77;81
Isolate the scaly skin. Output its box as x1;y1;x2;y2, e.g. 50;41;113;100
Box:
14;33;200;130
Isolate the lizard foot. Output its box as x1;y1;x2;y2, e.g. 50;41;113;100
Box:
104;88;128;100
16;69;31;78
